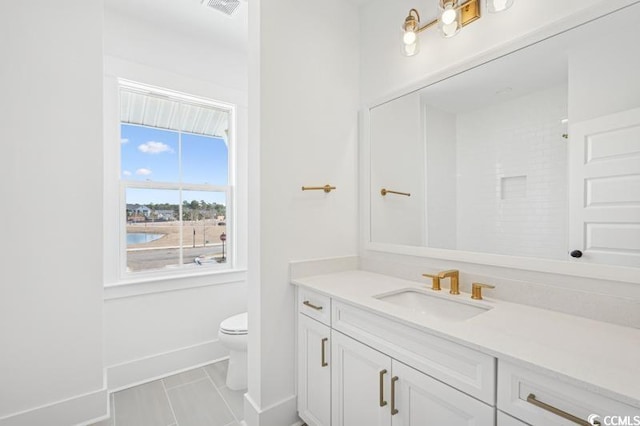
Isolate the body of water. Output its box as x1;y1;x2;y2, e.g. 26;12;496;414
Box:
127;233;165;245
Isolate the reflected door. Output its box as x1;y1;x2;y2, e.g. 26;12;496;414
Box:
569;107;640;267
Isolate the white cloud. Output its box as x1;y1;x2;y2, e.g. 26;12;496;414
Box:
122;170;132;176
121;138;129;144
138;141;173;154
136;168;152;176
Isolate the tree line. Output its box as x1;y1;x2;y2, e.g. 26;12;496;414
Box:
128;200;226;222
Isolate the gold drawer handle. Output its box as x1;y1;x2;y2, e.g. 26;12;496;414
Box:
321;338;328;367
379;369;388;407
303;300;323;311
391;376;399;415
526;394;600;425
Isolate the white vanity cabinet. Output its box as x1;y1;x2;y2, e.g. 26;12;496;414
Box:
331;330;495;426
297;288;496;426
297;289;332;426
331;330;391;426
294;271;640;426
497;360;640;425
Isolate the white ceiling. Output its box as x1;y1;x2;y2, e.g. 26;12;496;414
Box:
104;0;248;53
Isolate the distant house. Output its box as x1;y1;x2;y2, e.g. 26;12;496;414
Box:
135;206;151;217
126;204;152;222
126;204;151;217
156;210;176;221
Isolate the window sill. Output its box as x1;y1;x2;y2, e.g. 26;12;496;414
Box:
104;268;247;300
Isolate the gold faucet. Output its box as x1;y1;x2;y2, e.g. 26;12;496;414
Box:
438;270;460;295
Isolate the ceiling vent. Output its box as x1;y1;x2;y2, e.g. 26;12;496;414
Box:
201;0;241;16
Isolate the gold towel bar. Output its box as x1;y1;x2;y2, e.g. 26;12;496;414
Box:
381;188;411;197
302;185;336;193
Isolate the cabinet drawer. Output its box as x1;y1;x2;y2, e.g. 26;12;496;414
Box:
298;288;331;326
498;360;640;425
332;301;496;405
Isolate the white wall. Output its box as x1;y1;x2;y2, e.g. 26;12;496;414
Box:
0;1;106;425
247;0;360;423
102;8;248;390
456;85;568;259
103;8;247;93
424;104;457;249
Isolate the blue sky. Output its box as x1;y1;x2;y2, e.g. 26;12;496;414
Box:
121;124;228;205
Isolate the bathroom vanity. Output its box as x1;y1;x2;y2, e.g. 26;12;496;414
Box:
293;270;640;426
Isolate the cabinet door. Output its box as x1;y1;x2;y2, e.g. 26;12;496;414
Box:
298;314;331;426
497;411;530;426
392;360;495;426
332;330;392;426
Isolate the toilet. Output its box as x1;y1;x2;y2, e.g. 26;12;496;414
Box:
218;312;248;390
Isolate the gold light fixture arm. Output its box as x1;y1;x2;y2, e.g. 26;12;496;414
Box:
301;185;336;193
405;8;438;34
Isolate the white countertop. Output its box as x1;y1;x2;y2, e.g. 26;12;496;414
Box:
292;270;640;409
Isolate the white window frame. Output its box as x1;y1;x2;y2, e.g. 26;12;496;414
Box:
109;79;238;285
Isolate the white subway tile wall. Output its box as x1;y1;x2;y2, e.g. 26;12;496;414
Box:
456;85;568;259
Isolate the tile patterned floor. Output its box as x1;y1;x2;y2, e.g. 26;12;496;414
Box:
92;359;244;426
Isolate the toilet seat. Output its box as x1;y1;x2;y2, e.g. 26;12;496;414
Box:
219;312;248;335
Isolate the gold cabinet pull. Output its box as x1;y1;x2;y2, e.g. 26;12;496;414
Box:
379;369;388;407
526;394;599;425
381;188;411;197
303;300;323;311
321;338;329;367
391;376;399;415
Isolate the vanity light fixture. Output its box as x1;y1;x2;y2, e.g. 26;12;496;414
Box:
402;0;515;57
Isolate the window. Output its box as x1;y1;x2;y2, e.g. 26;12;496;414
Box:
118;81;234;276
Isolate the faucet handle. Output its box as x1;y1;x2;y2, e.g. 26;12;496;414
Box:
422;274;441;291
471;282;495;300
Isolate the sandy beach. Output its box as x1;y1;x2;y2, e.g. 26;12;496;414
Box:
127;220;227;249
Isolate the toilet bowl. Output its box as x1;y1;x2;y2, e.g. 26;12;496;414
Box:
218;312;248;390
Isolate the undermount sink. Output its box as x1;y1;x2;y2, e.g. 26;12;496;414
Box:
374;288;491;321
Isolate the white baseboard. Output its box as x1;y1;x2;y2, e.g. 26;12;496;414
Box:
106;339;228;391
0;387;107;426
243;392;300;426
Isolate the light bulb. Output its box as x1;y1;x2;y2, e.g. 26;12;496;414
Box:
401;27;419;56
438;2;460;38
441;5;457;25
403;30;417;45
